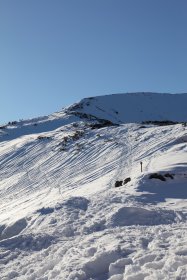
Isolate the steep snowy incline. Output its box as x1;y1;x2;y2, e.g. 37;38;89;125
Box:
0;93;187;280
0;118;187;279
68;92;187;123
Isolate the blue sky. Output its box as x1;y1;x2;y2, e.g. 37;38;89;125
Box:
0;0;187;123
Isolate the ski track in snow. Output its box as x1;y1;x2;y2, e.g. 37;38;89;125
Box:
0;93;187;280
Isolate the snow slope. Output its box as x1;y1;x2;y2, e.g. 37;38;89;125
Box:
68;92;187;123
0;93;187;280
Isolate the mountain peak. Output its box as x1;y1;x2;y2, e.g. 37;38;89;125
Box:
67;92;187;123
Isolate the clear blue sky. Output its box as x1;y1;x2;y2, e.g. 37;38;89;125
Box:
0;0;187;123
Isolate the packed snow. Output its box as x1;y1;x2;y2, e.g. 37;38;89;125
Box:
0;92;187;280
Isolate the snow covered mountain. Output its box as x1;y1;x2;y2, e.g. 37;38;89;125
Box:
67;92;187;123
0;92;187;280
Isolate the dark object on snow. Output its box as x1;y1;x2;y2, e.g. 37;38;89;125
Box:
139;126;146;129
72;123;79;128
8;121;17;125
115;180;123;188
140;161;143;172
37;135;51;140
164;173;174;179
124;177;131;185
37;207;54;215
71;130;84;140
142;120;178;126
90;120;117;129
149;173;166;181
0;125;7;129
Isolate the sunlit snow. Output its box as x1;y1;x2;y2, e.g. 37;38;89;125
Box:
0;93;187;280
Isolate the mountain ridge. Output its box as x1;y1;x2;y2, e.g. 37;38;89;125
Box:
67;92;187;124
1;92;187;129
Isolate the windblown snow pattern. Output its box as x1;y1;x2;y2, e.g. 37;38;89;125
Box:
0;92;187;280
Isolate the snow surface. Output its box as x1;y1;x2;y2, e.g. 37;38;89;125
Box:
68;92;187;123
0;92;187;280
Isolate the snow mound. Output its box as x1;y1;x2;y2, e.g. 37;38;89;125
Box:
62;196;90;211
83;250;121;279
109;258;133;277
0;218;27;241
108;207;182;226
0;233;54;251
